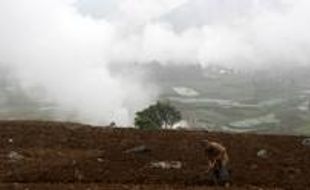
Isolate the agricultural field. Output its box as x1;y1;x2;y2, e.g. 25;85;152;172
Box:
151;65;310;135
1;121;310;190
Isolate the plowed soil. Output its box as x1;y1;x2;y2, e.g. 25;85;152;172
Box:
0;121;309;190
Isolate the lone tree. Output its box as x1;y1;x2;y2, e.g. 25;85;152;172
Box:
134;101;182;129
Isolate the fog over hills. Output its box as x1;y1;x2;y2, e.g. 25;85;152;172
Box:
1;0;310;131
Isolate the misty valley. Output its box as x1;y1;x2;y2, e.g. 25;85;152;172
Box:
153;64;310;135
2;1;310;189
1;63;310;136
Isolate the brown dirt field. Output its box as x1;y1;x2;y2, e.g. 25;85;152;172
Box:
0;183;282;190
0;120;309;190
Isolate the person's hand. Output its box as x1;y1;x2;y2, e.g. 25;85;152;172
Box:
208;160;215;169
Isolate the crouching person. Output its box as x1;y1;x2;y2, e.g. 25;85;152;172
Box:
202;140;230;187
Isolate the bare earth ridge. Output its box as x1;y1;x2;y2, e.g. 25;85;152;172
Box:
0;121;309;190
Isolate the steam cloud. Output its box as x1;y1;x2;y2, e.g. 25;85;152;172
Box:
0;0;310;125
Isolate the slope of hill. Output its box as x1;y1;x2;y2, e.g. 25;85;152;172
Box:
1;120;309;189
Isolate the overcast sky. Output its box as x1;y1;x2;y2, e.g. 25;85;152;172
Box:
74;0;310;68
76;0;287;30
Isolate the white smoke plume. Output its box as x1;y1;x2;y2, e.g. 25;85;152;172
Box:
0;0;310;125
0;0;158;125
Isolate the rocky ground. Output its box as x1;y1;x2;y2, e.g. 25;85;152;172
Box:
1;121;309;190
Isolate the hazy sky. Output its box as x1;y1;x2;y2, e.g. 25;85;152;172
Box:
0;0;309;125
77;0;285;29
75;0;310;67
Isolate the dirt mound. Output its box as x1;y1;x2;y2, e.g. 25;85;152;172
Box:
1;120;309;189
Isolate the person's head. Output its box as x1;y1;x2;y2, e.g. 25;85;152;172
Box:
206;145;219;156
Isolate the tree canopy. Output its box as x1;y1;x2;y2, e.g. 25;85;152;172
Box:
134;101;181;130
